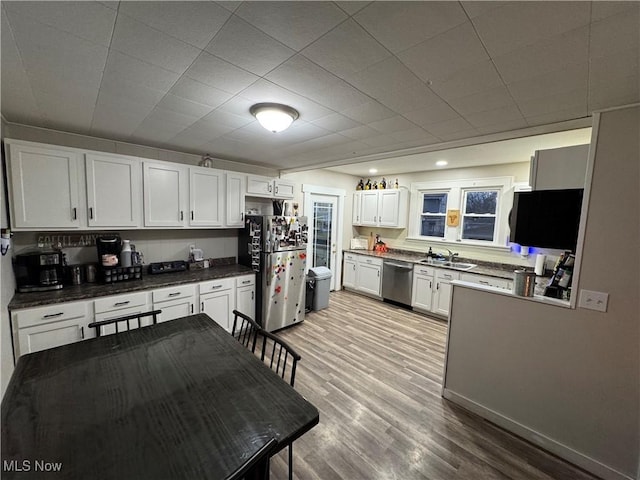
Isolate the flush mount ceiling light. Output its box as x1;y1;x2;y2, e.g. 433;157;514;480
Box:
250;103;299;133
369;168;378;174
436;160;448;167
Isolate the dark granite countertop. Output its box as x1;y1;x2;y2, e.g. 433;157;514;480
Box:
9;264;255;310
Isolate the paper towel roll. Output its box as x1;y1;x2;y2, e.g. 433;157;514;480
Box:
534;254;546;276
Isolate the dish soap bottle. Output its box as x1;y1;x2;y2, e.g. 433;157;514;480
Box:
120;240;132;268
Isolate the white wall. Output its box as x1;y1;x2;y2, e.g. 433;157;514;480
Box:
444;106;639;480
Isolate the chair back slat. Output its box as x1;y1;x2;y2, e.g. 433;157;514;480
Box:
88;310;162;337
258;330;301;387
231;310;260;353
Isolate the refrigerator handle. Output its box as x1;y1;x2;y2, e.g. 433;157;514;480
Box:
266;254;272;286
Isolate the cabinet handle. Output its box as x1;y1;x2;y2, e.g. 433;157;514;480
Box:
436;283;440;290
377;270;380;277
191;211;194;220
191;304;194;314
211;285;222;290
275;186;279;194
43;312;64;319
242;280;251;284
168;292;180;297
72;207;77;220
201;302;204;311
80;326;84;339
241;212;244;221
268;184;272;193
429;280;432;289
479;280;490;285
353;264;356;270
373;216;376;222
251;291;254;300
89;207;94;219
114;301;130;306
180;211;184;221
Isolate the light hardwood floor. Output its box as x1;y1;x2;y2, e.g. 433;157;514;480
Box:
269;290;599;480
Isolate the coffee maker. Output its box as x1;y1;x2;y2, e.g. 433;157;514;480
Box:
14;250;65;292
96;235;143;284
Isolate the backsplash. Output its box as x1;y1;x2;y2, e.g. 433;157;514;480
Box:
11;230;240;266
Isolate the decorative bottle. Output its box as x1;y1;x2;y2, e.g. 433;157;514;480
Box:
120;240;132;268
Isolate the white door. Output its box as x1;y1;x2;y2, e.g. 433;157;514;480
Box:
189;167;222;227
200;290;235;332
236;285;256;322
310;194;339;290
143;162;188;227
8;143;82;229
86;153;142;228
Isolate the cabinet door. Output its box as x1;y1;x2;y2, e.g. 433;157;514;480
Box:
143;162;188;227
155;298;195;323
94;302;153;336
357;262;382;297
273;179;294;199
86;153;142;228
18;318;89;356
433;270;460;317
343;258;357;288
8;143;82;229
412;273;434;311
352;192;362;225
247;175;273;197
360;191;379;226
378;190;400;227
189;167;223;227
236;285;255;322
200;289;235;332
226;172;246;227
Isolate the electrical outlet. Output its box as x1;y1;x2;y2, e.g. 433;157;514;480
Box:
578;289;609;312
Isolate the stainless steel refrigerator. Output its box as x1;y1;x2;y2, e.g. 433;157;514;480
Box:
238;215;308;332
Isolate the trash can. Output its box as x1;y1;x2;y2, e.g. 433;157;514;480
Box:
308;267;332;311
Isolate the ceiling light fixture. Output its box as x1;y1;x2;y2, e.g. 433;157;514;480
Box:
250;103;299;133
369;168;378;174
436;160;448;167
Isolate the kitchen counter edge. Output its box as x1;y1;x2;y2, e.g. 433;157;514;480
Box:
9;264;256;310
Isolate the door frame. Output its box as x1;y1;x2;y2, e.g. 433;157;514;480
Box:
302;184;345;291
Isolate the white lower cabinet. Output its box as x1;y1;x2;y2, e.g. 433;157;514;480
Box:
199;278;235;332
152;284;196;323
235;274;256;324
411;266;434;312
94;291;152;336
410;267;460;317
460;272;513;290
13;301;95;357
342;253;382;298
433;270;460;316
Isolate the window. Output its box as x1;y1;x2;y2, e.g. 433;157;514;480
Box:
420;192;447;237
461;190;498;241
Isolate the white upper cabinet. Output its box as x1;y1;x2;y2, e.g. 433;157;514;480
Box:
355;189;408;228
246;175;294;199
189;166;223;227
530;144;589;190
143;161;188;227
225;172;246;228
7;141;83;230
85;153;142;228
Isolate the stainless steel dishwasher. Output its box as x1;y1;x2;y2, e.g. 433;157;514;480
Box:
382;259;413;306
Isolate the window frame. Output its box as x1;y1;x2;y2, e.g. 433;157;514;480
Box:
419;190;449;239
460;188;500;243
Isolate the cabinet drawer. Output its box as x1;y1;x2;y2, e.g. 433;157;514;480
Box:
235;274;255;288
199;277;234;294
13;301;89;329
152;284;196;303
358;256;383;267
460;273;512;290
413;265;434;276
344;253;357;262
94;291;149;314
435;270;460;281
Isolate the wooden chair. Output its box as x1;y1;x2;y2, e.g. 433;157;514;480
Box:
225;437;277;480
88;310;162;337
231;309;261;353
256;330;302;480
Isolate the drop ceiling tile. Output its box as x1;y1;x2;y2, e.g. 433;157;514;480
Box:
169;77;233;108
402;100;461;128
398;21;488;83
590;8;640;59
360;133;398;148
460;1;511;19
390;128;438;144
517;87;587;118
424;116;476;138
216;2;242;13
311;113;361;132
335;1;371;16
302;19;391;78
590;48;639;91
471;2;590;57
91;107;148;138
591;1;640;22
341;100;396;123
37;92;95;132
205;16;295;76
465;104;525;128
111;14;200;74
99;76;167;107
589;74;640;111
492;26;589;84
185;52;259;95
216;96;256;117
524;105;589;127
354;2;467;53
428;60;504;101
118;1;230;48
155;94;213;118
198;110;253;130
265;55;350;99
368;116;419;134
448;86;515;115
508;62;588;102
3;1;117;47
476;118;529;136
306;80;371;112
339;125;381;140
102;51;181;93
235;1;347;50
173;122;237;142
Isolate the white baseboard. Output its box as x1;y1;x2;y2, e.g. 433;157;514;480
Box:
442;389;633;480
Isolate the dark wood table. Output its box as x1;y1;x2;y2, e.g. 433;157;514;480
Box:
1;314;319;479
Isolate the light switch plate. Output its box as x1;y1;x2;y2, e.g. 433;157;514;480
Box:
578;289;609;312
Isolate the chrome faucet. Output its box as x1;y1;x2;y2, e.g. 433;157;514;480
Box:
446;249;459;263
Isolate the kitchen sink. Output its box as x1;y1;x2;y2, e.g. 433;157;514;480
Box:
418;259;477;270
